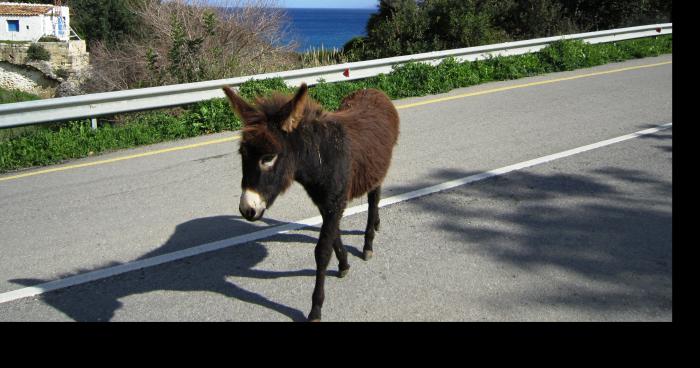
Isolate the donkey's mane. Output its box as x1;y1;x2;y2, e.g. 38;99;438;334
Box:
254;92;325;127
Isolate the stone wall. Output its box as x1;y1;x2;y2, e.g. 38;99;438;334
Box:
0;40;89;71
0;39;89;97
0;61;58;98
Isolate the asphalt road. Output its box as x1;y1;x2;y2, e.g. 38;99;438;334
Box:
0;55;672;321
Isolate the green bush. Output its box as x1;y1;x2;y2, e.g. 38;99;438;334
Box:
0;88;40;104
54;68;70;79
27;43;51;61
237;78;293;100
38;35;61;42
350;0;672;61
342;37;369;62
0;35;672;173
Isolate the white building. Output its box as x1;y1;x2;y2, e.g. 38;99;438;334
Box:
0;2;71;42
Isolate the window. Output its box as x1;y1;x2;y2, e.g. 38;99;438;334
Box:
7;20;20;32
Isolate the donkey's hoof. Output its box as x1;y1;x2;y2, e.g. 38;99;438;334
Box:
363;250;373;261
339;267;350;278
374;220;381;232
308;309;321;322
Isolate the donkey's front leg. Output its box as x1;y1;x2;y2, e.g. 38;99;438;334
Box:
308;210;343;322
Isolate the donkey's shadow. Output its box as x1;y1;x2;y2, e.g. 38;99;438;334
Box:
11;215;364;322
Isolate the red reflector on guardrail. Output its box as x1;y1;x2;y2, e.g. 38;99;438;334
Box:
656;27;661;33
343;69;350;77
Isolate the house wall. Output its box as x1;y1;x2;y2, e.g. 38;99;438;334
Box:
45;6;70;41
0;15;45;42
0;6;70;42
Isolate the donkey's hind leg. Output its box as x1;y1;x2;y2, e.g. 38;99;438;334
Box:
333;236;350;278
363;186;381;261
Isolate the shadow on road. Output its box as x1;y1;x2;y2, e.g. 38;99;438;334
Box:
386;143;672;316
11;216;365;322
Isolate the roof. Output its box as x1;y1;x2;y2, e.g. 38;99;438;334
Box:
0;4;54;16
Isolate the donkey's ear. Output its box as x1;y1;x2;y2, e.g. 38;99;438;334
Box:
223;86;262;125
280;83;308;133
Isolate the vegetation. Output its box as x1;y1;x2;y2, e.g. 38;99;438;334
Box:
0;89;42;144
344;0;672;60
0;88;40;105
68;0;149;46
26;44;51;61
54;67;70;79
84;0;295;92
37;35;61;42
298;46;349;68
0;35;671;173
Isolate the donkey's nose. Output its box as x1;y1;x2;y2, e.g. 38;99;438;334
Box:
240;206;256;221
239;190;266;221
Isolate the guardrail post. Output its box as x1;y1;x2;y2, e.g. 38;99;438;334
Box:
91;118;97;130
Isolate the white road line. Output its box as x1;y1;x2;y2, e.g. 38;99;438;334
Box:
0;123;672;304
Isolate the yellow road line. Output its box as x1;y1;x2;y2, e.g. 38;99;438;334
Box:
0;60;671;183
394;61;672;110
0;136;240;182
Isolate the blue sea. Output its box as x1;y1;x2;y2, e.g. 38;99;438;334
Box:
282;8;376;51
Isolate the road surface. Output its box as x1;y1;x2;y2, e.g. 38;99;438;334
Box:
0;55;672;321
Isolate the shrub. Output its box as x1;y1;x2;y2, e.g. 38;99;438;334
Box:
54;68;70;79
352;0;672;61
342;37;368;62
27;44;50;61
0;88;40;105
86;0;296;92
38;35;61;42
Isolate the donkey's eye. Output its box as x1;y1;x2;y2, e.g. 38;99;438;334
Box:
259;154;278;170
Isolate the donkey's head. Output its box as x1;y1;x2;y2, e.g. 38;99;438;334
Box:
223;83;309;221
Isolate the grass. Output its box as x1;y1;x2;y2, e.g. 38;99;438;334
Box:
1;87;40;104
0;35;672;174
0;88;43;143
298;46;349;68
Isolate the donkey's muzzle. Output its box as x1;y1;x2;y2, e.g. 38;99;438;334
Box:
239;189;267;222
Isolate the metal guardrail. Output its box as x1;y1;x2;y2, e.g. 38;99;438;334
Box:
0;23;672;129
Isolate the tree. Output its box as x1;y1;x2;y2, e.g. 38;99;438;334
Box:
423;0;511;49
349;0;671;61
68;0;150;46
558;0;671;31
349;0;511;59
499;0;577;39
362;0;431;59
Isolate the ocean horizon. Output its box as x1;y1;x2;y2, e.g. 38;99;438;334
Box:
280;8;376;51
219;7;376;52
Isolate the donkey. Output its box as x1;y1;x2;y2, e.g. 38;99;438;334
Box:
222;83;399;321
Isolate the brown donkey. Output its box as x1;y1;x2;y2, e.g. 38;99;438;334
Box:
223;83;399;321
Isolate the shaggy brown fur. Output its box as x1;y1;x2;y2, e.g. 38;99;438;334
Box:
223;83;399;321
332;89;400;198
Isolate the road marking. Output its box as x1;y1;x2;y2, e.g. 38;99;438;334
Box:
0;60;671;184
394;61;672;110
0;123;672;304
0;136;240;183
